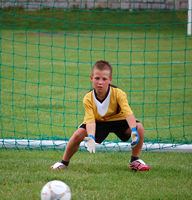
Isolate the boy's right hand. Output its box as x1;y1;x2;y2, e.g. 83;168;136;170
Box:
84;135;95;153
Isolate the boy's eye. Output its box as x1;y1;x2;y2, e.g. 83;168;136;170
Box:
95;77;100;80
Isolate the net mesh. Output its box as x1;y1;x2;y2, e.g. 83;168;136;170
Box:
0;0;192;151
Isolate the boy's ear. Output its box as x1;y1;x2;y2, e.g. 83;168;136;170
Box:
90;75;93;81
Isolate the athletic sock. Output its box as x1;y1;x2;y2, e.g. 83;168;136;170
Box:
61;160;70;166
131;156;139;163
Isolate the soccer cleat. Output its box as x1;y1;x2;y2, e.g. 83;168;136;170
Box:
50;162;68;170
129;159;150;171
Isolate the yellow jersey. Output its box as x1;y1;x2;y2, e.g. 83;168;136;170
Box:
83;85;133;124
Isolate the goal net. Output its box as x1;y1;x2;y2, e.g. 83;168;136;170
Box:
0;0;192;152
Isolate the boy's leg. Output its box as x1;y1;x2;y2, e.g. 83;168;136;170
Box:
63;128;87;161
51;127;87;170
129;122;150;171
123;122;144;158
131;122;144;158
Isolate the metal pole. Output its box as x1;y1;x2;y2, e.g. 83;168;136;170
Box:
187;0;192;35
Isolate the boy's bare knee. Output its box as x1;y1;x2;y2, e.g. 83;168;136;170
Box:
72;128;86;143
137;123;144;138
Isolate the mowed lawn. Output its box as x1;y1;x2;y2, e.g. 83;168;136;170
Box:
0;149;192;200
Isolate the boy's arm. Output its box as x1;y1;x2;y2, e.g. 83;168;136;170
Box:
84;122;96;153
86;122;96;137
83;93;97;153
126;114;136;130
126;114;139;148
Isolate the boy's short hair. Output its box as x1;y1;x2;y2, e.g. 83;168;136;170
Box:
92;60;112;77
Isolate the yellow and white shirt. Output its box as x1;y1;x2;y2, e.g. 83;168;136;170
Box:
83;85;133;124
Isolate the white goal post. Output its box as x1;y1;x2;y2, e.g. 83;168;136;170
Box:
0;139;192;152
188;0;192;35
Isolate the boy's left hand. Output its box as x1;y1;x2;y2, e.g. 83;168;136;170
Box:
84;135;95;153
131;127;139;148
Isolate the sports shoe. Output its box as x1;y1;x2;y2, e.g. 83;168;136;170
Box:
129;159;150;171
50;162;68;170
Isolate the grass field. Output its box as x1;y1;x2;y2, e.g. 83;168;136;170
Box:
0;7;192;200
0;149;192;200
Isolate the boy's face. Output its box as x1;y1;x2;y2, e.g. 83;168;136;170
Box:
90;68;112;98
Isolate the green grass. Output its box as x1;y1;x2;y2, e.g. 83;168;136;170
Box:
1;8;187;34
0;149;192;200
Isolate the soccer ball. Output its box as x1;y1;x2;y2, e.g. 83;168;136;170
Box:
41;180;71;200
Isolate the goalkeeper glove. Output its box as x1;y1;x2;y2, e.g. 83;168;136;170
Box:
131;127;139;148
84;135;95;153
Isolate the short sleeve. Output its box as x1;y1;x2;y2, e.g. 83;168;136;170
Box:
116;89;133;117
83;94;95;124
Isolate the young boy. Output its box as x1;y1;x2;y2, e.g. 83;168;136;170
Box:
51;60;150;171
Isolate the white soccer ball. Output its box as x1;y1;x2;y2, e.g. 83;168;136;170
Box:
41;180;71;200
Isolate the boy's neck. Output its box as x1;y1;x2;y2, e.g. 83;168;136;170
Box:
94;85;110;103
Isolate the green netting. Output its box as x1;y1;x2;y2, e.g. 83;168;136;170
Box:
0;0;192;151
